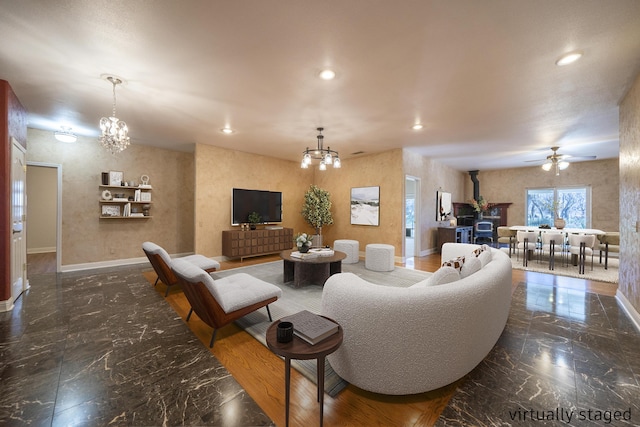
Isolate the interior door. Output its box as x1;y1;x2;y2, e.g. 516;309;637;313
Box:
11;138;28;303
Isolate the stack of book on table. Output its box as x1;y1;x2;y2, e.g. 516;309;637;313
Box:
281;310;339;345
290;251;319;259
309;248;335;257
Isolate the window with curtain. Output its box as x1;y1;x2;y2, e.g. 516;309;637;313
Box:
525;186;591;228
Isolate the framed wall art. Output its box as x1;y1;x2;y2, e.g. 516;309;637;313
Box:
101;205;121;217
436;190;452;221
109;170;124;186
350;186;380;226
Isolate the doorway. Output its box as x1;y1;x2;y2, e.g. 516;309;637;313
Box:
405;176;420;262
26;163;61;274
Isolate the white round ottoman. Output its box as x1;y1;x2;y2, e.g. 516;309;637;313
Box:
365;243;395;271
334;239;360;264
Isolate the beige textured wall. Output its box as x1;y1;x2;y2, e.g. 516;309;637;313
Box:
403;150;466;253
619;72;640;314
26;128;194;265
26;165;57;253
194;144;311;257
313;149;405;255
463;159;620;231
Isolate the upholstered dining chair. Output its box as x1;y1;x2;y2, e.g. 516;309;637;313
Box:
516;230;538;267
597;232;619;270
142;241;221;296
568;234;596;274
539;231;565;270
171;258;282;347
497;226;517;257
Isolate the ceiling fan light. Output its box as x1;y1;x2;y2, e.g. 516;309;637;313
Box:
558;161;570;170
333;157;341;168
319;160;327;170
324;152;333;164
301;160;308;169
541;162;553;171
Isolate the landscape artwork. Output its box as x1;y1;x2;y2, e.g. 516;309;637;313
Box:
351;186;380;226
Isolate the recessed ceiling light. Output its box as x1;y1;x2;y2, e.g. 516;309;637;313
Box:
412;124;424;130
555;50;583;66
221;127;234;134
319;69;336;80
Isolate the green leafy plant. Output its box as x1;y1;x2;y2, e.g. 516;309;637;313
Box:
301;184;333;235
247;211;262;224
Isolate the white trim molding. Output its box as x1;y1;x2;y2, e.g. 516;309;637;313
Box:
616;290;640;334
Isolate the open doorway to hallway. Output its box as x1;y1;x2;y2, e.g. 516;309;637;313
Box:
405;176;420;261
26;163;61;274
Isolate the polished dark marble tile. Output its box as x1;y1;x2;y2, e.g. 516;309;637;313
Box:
0;266;273;426
437;281;640;426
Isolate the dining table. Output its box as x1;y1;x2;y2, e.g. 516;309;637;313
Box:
509;225;604;235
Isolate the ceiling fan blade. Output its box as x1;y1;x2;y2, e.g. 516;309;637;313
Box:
567;155;597;161
524;159;547;163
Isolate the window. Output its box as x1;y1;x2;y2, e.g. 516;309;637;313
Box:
525;186;591;228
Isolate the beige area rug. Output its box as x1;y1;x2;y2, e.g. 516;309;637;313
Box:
213;260;431;397
502;247;619;283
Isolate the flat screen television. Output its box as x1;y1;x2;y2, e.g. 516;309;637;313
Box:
232;188;283;226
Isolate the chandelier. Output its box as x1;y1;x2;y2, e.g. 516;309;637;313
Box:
99;76;130;154
301;127;341;170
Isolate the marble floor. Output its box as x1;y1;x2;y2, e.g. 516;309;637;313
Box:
0;266;273;426
2;263;640;426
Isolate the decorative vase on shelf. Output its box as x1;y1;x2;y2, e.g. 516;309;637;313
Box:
554;218;566;229
299;245;310;253
477;212;483;220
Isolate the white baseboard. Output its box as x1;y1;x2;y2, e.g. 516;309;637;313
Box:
616;290;640;334
27;247;56;254
0;298;14;313
60;253;225;273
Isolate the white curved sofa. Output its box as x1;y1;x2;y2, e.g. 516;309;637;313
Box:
321;242;512;395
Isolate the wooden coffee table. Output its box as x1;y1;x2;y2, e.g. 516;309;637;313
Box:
266;317;343;427
280;249;346;287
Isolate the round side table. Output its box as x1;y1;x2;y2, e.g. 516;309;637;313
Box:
266;316;343;427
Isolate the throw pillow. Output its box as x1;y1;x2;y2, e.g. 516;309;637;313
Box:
423;266;460;286
471;246;484;257
460;256;482;278
442;255;465;272
478;249;492;267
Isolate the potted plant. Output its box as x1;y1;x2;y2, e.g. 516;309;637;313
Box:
295;233;313;253
301;185;333;246
247;211;262;230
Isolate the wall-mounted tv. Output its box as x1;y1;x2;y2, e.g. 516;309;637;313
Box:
232;188;283;226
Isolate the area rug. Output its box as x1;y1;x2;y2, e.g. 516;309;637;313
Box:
502;248;619;283
212;261;431;396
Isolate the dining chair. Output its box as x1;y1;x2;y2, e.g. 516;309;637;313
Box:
516;230;538;267
568;234;596;274
497;227;517;257
539;231;565;270
597;232;619;270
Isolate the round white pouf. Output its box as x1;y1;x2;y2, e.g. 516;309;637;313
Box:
334;239;360;264
365;243;395;271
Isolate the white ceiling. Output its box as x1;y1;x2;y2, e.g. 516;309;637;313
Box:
1;0;639;171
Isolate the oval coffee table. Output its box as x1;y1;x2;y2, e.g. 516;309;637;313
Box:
280;249;346;287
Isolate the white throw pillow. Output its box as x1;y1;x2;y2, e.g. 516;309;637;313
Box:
478;249;492;267
442;256;465;272
460;256;482;278
424;266;460;286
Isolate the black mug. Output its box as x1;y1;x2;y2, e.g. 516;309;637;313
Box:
277;321;294;343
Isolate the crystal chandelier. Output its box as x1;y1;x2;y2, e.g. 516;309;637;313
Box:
99;76;130;154
301;127;341;170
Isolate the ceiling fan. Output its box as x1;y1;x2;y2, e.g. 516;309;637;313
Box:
526;146;596;176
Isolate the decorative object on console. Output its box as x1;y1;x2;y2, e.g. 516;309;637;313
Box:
301;127;341;170
302;185;333;246
248;211;262;230
350;186;380;226
99;75;130;155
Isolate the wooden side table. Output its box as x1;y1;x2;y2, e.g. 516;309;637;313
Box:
266;317;343;427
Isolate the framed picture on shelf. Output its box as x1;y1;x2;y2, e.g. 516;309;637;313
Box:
101;205;121;217
140;192;152;202
350;186;380;226
109;170;124;186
